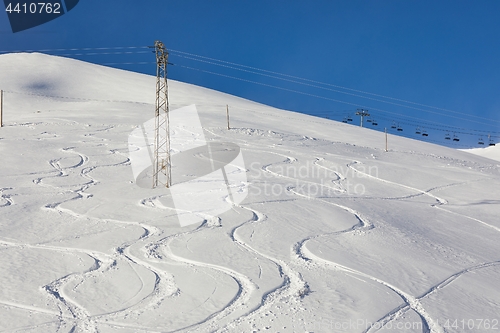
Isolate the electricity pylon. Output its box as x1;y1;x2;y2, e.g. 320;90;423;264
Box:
152;41;171;188
355;109;370;127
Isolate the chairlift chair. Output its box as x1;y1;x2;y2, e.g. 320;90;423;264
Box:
391;121;397;129
453;134;460;142
415;127;421;135
445;132;451;140
422;130;429;137
397;123;403;131
488;134;496;146
478;137;484;145
342;117;348;123
372;120;378;126
347;115;353;122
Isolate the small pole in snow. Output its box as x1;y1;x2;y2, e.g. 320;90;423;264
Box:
385;127;388;152
0;90;3;128
226;104;230;130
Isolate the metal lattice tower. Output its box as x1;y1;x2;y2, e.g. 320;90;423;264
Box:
152;41;171;188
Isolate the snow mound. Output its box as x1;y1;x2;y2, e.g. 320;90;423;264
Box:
463;144;500;163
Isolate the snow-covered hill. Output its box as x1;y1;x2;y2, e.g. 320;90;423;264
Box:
463;145;500;163
1;53;499;333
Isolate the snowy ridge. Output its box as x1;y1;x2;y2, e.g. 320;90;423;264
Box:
463;145;500;163
0;53;499;333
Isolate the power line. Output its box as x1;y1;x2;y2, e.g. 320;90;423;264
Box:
102;61;155;65
177;64;500;137
1;45;497;126
0;46;149;54
2;45;498;142
373;114;500;136
44;51;151;56
2;45;496;126
169;49;498;125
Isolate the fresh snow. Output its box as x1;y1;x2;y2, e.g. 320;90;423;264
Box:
463;145;500;163
0;53;499;333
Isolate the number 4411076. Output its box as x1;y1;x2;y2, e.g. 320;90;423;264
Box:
5;2;62;14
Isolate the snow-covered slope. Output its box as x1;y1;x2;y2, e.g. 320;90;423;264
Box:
1;53;499;333
463;145;500;163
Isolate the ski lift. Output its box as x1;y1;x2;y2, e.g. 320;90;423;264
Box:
452;134;460;142
391;121;397;129
478;137;484;145
415;126;421;135
422;130;429;137
445;132;451;140
397;123;403;131
488;134;496;146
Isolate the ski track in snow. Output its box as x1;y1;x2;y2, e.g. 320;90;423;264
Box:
138;195;307;332
347;160;500;232
123;133;312;332
361;260;500;333
136;211;259;333
205;126;499;333
291;157;499;333
29;144;260;333
200;127;448;332
18;135;181;333
127;128;499;332
0;187;14;207
0;238;109;332
4;122;498;333
220;200;310;332
289;184;433;333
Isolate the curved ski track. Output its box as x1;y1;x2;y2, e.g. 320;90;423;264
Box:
23;143;181;332
0;187;14;207
294;159;500;333
205;128;499;333
5;124;498;333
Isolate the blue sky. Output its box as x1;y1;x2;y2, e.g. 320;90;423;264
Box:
1;0;500;147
